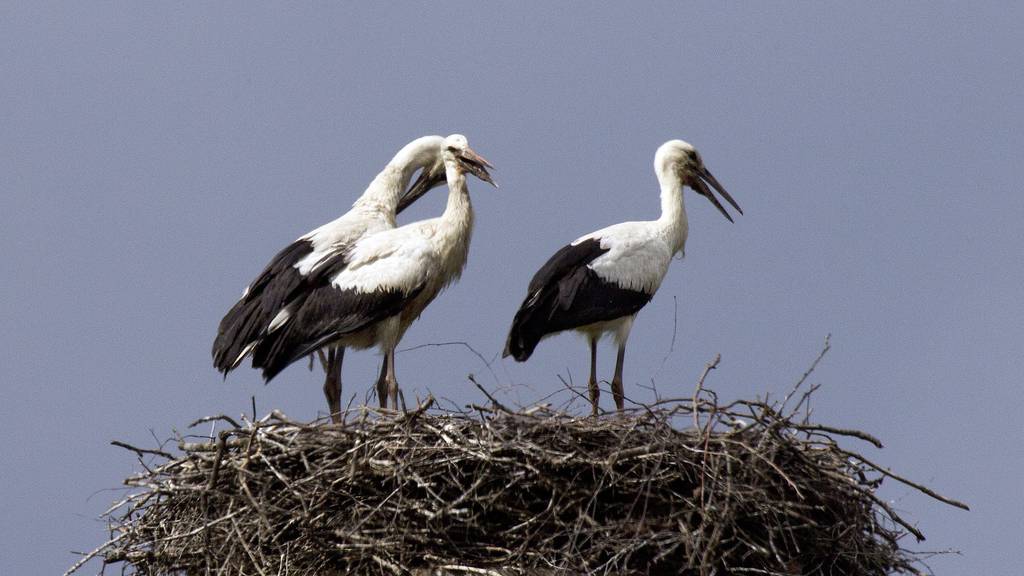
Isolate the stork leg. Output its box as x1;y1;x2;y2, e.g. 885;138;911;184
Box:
384;347;400;410
611;343;626;412
322;347;344;423
587;337;600;416
374;357;389;409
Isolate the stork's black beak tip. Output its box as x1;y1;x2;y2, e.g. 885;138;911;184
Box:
397;166;446;214
458;147;498;188
695;166;741;223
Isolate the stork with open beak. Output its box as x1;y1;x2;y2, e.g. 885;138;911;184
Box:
212;135;455;421
504;139;740;414
246;135;496;410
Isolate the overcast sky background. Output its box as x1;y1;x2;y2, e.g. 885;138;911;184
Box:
2;3;1021;574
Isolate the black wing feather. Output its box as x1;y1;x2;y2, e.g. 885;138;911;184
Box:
212;239;315;373
504;238;652;361
251;283;424;382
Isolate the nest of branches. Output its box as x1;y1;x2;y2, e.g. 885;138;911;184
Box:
71;360;967;575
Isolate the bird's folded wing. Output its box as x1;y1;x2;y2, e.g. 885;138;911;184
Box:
249;234;432;380
212;238;315;372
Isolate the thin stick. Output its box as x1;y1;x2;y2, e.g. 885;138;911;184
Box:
782;334;831;414
837;448;970;511
469;374;512;414
653;295;679;377
399;340;500;383
693;354;721;429
110;441;172;460
63;534;124;576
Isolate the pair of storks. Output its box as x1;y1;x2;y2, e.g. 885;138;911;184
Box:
212;135;741;419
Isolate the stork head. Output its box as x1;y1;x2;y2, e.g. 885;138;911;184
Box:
655;140;742;222
399;134;495;211
442;134;496;186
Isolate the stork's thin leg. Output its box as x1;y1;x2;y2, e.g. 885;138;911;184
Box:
611;343;626;412
385;348;400;410
322;348;336;416
588;337;600;416
374;358;389;409
322;347;344;423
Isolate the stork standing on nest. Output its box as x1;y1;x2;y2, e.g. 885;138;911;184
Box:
239;135;495;411
212;135;457;421
504;140;741;414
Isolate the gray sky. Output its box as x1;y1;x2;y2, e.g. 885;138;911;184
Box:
2;3;1021;573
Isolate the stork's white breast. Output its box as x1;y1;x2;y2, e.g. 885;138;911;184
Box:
330;226;434;294
573;222;672;295
294;209;392;276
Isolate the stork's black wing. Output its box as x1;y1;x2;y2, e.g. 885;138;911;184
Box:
212;239;316;373
250;282;424;382
503;238;652;361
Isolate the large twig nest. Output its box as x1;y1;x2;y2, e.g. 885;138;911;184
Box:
69;380;966;576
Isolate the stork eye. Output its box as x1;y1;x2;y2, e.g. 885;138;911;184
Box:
446;146;459;152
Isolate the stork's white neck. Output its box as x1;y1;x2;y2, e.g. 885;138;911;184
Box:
440;165;473;234
353;136;440;213
435;163;474;280
655;165;688;256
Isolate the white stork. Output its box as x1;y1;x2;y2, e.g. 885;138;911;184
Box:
504;140;741;414
212;135;457;421
220;135;495;412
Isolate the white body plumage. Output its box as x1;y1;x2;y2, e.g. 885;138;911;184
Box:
505;139;740;414
215;134;494;411
292;136;447;278
323;160;474;352
212;135;458;420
